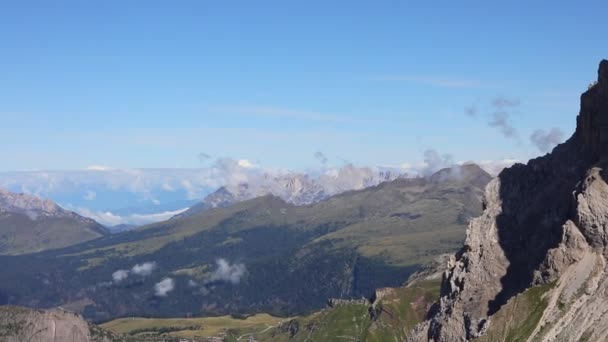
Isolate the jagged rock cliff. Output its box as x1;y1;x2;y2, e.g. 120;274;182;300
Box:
411;60;608;341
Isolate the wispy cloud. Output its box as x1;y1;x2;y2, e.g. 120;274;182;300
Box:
193;259;247;296
210;259;246;284
372;75;496;89
86;165;113;171
154;277;175;297
476;158;519;176
465;96;521;140
74;207;189;226
314;151;328;165
112;269;129;283
530;128;564;153
420;149;454;176
131;262;157;276
110;261;157;284
489;111;518;138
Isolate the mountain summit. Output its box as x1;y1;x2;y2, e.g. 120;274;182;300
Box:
0;188;108;254
412;60;608;341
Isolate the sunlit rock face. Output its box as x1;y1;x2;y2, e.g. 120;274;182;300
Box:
411;60;608;342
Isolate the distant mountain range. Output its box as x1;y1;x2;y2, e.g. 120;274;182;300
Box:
0;164;491;322
0;161;512;228
178;164;407;218
0;164;409;227
0;188;108;255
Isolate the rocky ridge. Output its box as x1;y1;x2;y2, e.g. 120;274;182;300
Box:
0;188;96;223
410;60;608;341
0;188;108;255
178;165;407;217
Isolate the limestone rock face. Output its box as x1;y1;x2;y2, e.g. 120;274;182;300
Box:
410;60;608;341
0;306;120;342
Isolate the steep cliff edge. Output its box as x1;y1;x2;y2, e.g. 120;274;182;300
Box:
411;60;608;341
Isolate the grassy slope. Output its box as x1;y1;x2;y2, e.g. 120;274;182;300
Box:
99;279;442;341
245;279;441;342
0;212;107;255
101;313;286;339
475;282;555;342
73;168;487;269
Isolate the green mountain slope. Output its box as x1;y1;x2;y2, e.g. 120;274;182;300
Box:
0;164;490;322
0;189;108;255
100;262;445;341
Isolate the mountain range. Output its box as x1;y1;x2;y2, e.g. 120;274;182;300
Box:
0;164;490;324
0;163;413;228
177;164;406;218
2;59;606;342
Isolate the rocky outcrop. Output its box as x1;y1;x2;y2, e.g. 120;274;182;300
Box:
0;305;124;342
578;60;608;161
410;60;608;341
326;298;370;308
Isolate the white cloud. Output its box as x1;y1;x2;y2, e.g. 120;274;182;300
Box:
86;165;113;171
396;153;518;178
477;159;519;176
131;262;156;276
112;269;129;282
154;278;175;297
76;209;123;226
210;259;246;284
237;159;256;169
75;207;189;226
0;168;216;203
161;182;175;191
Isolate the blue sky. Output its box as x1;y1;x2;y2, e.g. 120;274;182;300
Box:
1;1;607;171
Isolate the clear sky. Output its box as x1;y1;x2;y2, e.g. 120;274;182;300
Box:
1;1;607;171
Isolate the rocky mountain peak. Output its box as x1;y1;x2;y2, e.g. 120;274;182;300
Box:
577;59;608;161
0;187;64;219
410;60;608;341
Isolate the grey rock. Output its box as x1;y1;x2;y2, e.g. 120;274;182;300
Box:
411;60;608;341
0;305;122;342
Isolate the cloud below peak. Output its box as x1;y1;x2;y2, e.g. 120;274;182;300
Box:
210;259;246;284
154;278;175;297
74;207;188;226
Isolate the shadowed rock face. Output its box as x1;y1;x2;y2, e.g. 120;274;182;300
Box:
578;60;608;161
410;60;608;341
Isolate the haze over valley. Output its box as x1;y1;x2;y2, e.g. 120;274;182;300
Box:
1;2;608;342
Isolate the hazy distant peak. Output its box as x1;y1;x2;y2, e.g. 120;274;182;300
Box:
0;187;64;219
